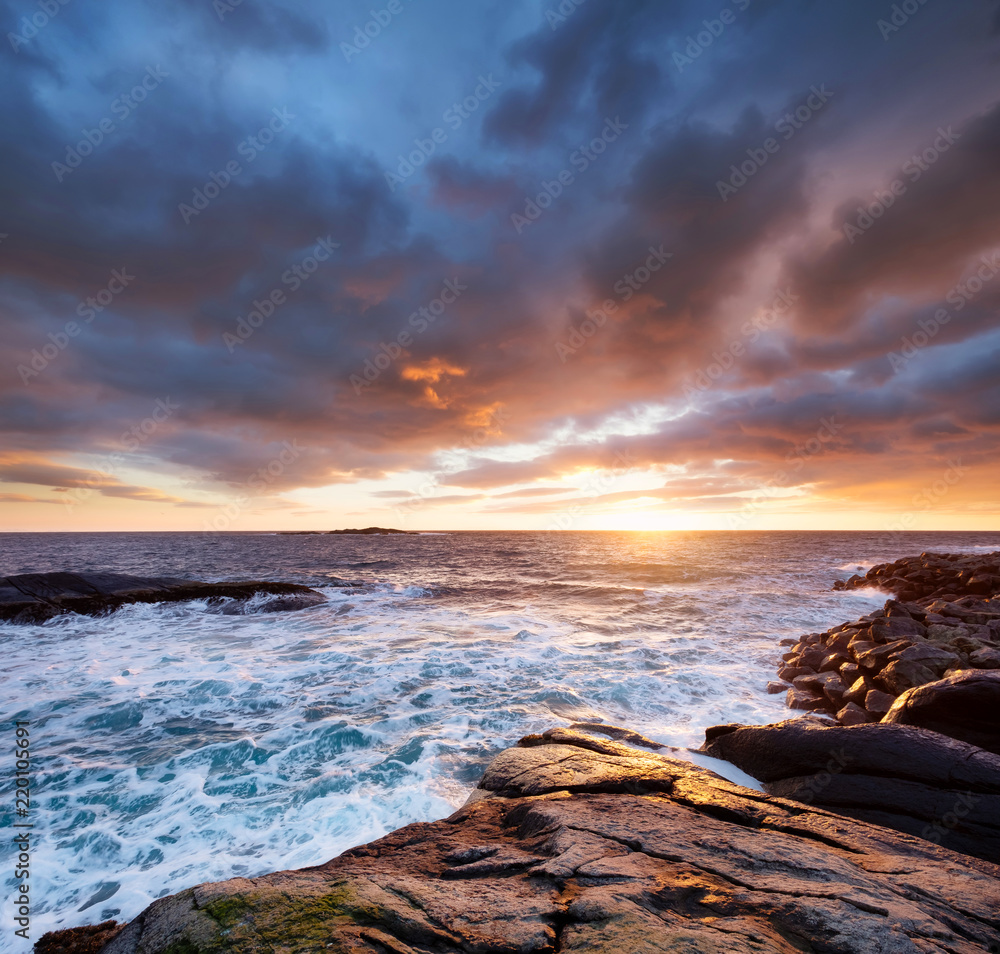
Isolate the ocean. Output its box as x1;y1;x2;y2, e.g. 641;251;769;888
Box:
3;529;1000;939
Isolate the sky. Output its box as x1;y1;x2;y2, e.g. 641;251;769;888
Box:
1;0;999;532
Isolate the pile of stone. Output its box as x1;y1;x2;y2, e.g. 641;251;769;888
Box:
772;550;1000;725
774;594;1000;724
833;549;1000;601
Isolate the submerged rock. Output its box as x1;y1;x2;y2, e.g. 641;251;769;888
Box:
0;572;325;624
50;726;1000;954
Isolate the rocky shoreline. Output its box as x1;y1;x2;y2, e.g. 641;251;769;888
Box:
773;551;1000;725
0;572;326;624
833;550;1000;601
41;725;1000;954
35;550;1000;953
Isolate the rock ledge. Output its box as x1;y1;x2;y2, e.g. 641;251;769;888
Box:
0;572;326;624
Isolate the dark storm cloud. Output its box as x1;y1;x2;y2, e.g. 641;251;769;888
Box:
483;0;668;147
788;103;1000;334
172;0;330;54
0;0;998;518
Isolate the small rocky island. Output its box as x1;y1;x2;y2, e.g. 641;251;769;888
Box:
36;551;1000;953
280;527;416;535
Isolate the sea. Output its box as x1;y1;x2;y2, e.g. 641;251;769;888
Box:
3;529;1000;940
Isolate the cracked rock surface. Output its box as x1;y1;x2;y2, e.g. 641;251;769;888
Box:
89;727;1000;954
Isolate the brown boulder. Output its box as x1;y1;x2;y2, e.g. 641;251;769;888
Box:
877;659;938;695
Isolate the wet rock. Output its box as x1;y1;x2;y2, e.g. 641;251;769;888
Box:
836;702;869;726
877;659;938;695
787;686;830;712
870;615;927;640
833;550;1000;601
864;689;896;716
890;643;962;672
0;572;325;624
61;727;1000;954
847;636;877;659
766;681;790;694
792;671;842;694
970;646;1000;668
838;661;860;685
794;647;827;670
777;664;813;682
883;670;1000;756
703;719;1000;866
842;676;871;707
855;639;913;671
819;651;849;673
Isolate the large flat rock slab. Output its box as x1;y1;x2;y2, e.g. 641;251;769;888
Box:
0;571;326;623
67;728;1000;954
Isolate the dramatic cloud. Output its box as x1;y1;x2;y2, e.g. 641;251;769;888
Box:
1;0;998;530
